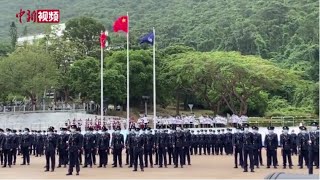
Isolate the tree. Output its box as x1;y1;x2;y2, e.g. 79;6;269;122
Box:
9;22;17;49
0;46;58;107
22;26;28;36
0;43;12;57
161;51;301;116
64;17;105;57
69;57;100;103
105;50;154;106
47;36;82;102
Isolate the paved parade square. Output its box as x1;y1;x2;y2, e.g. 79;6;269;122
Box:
1;150;318;179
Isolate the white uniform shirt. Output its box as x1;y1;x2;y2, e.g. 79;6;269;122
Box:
199;116;205;124
240;115;248;124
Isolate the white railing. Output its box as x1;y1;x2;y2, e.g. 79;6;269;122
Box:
0;103;86;114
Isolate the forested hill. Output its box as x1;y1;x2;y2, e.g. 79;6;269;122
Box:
0;0;318;70
0;0;318;117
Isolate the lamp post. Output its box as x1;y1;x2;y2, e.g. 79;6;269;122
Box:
142;96;150;115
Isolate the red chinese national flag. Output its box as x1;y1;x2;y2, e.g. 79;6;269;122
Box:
113;16;128;33
100;31;107;48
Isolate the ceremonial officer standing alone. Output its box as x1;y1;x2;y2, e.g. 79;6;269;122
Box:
280;126;293;169
21;128;31;165
66;125;81;176
44;127;57;172
132;128;144;172
97;126;110;168
242;124;254;172
264;126;278;169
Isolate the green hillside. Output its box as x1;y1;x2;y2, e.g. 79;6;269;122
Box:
1;0;318;53
0;0;318;117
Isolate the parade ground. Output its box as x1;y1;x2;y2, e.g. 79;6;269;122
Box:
1;150;318;179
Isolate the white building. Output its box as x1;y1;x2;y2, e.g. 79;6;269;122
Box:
17;23;66;45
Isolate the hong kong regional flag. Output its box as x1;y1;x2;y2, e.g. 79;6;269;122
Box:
100;31;107;48
113;16;128;33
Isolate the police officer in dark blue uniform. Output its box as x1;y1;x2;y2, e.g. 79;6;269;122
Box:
242;124;254;172
144;127;154;168
21;128;31;165
156;129;168;168
124;129;130;165
76;127;84;166
167;129;175;165
216;129;223;155
211;130;216;155
97;126;110;168
290;130;297;156
297;126;309;169
83;127;96;168
125;128;135;167
0;128;4;165
264;126;278;169
255;126;264;166
66;125;81;176
190;130;196;155
57;127;68;168
308;122;319;169
111;127;124;168
12;129;19;165
252;126;262;168
225;128;233;155
174;126;185;168
280;126;293;169
232;126;243;168
1;128;14;168
183;129;191;165
35;130;44;157
206;129;213;155
44;127;57;172
132;128;144;172
221;129;226;155
203;129;208;155
154;130;159;165
198;129;204;155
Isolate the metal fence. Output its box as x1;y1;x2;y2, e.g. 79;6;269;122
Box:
248;116;317;127
0;102;86;114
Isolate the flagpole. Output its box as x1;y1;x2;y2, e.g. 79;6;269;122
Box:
153;27;156;130
126;12;130;130
100;45;104;124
